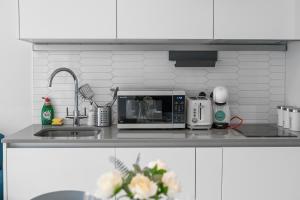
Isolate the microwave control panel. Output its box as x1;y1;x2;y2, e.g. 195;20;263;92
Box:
173;95;185;123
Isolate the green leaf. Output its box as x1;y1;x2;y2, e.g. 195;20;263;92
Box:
161;185;168;195
132;164;142;173
123;172;134;185
152;174;163;182
112;186;122;196
122;185;134;199
143;168;151;178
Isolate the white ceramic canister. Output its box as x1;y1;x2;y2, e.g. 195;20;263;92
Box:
290;108;300;131
277;105;285;126
283;106;293;129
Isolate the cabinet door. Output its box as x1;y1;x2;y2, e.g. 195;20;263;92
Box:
116;148;195;200
6;148;115;200
196;148;222;200
214;0;294;39
19;0;116;39
222;147;300;200
117;0;213;39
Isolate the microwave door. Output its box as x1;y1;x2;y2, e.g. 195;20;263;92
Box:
137;101;146;122
125;100;138;119
118;95;173;124
144;99;163;121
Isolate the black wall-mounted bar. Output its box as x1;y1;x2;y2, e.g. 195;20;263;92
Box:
169;51;218;67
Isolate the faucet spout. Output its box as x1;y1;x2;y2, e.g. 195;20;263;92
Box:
48;67;81;126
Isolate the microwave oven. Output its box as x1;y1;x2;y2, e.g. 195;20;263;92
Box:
117;90;186;129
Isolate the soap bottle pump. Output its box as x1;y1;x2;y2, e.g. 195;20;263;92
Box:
41;97;54;125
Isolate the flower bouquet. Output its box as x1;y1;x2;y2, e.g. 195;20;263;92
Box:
96;154;181;200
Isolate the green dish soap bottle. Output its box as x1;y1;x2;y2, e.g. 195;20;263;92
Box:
41;97;54;125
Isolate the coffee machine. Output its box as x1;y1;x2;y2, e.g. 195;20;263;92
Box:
211;86;230;129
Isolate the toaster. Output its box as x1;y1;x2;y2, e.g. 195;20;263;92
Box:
186;94;213;130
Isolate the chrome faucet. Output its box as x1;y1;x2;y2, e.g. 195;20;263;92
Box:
48;67;87;126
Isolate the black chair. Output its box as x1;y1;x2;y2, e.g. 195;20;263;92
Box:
31;190;101;200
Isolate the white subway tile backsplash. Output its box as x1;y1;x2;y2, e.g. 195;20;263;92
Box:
80;73;112;80
144;59;173;66
80;51;111;58
81;66;112;73
32;50;285;124
270;73;285;80
270;52;286;58
239;61;269;69
238;69;269;76
112;69;144;77
206;73;238;80
239;84;269;91
270;59;285;66
80;58;112;66
238;54;269;62
48;54;80;62
239;91;270;98
218;51;239;58
112;54;144;62
270;66;285;72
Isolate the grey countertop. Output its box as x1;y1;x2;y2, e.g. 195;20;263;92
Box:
3;124;300;148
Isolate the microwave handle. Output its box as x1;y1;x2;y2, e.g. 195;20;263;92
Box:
199;103;202;120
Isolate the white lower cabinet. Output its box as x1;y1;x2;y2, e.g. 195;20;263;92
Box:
222;147;300;200
6;148;115;200
196;148;222;200
6;146;300;200
116;148;195;200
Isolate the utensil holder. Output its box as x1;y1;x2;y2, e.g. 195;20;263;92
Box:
96;106;112;127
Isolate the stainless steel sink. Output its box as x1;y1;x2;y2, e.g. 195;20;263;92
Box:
34;127;102;139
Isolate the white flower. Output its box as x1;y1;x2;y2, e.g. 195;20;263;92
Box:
162;171;181;197
96;170;123;199
129;173;158;199
148;160;167;170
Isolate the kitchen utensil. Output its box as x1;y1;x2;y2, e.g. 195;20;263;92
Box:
79;84;98;107
283;106;293;129
96;105;111;127
211;86;230;129
290;107;300;131
106;87;119;106
186;92;213;130
277;105;285;126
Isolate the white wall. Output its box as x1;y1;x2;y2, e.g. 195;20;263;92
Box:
33;49;285;124
0;0;32;134
286;42;300;106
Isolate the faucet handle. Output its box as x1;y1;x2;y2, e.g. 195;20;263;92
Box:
78;107;88;119
66;107;74;118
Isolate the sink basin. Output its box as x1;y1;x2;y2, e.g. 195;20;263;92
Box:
34;127;102;139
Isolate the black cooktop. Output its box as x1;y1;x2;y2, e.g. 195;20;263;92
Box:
235;124;297;137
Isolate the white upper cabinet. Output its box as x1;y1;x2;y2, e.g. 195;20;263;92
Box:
214;0;295;40
19;0;116;40
117;0;213;39
222;147;300;200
